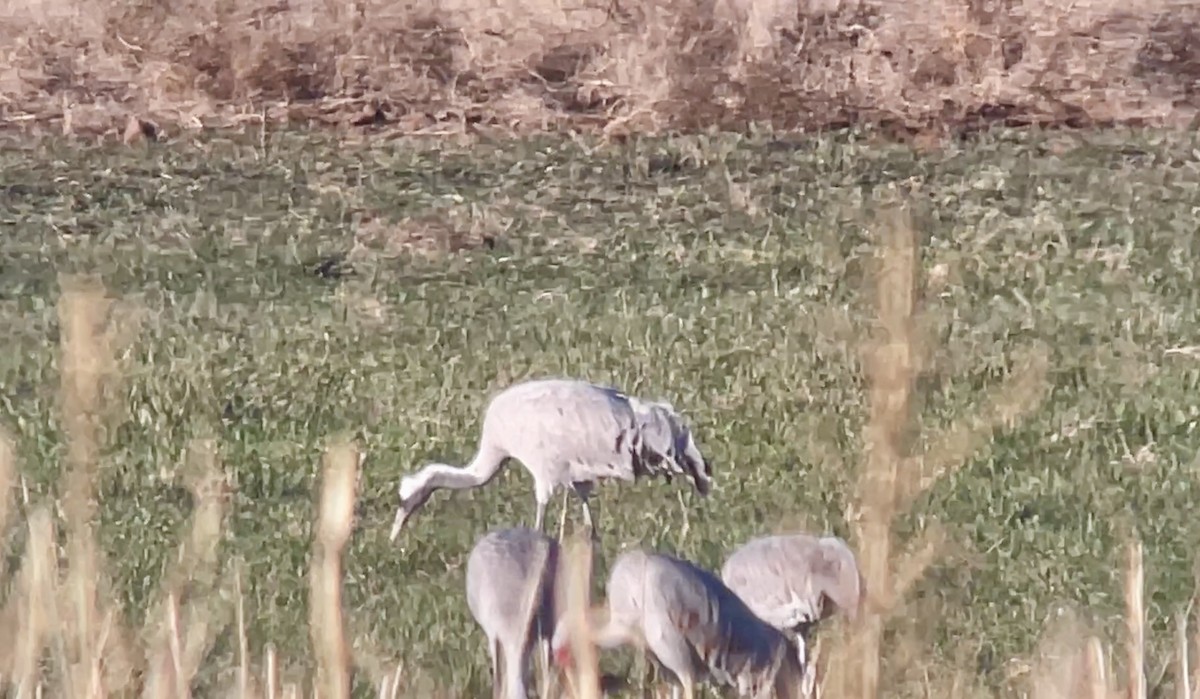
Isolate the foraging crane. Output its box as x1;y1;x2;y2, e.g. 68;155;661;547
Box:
550;548;807;699
721;533;865;634
388;378;712;543
720;533;867;698
466;527;562;699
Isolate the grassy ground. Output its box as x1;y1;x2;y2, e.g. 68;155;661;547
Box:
2;126;1200;697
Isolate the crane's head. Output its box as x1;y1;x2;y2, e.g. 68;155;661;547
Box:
388;473;432;543
815;536;866;623
654;405;712;497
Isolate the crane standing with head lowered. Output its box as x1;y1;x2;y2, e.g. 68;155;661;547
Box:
465;527;562;699
388;378;713;543
720;533;867;698
551;548;808;699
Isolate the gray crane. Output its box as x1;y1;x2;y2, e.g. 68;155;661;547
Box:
388;378;712;543
550;548;807;699
720;533;866;698
466;527;562;699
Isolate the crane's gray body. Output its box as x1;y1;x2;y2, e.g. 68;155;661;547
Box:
720;533;865;633
391;378;712;540
721;533;866;699
559;548;805;698
466;527;561;699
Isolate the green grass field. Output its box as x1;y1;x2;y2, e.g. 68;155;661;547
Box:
2;126;1200;698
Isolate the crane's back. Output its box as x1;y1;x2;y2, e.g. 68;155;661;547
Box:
722;535;825;629
607;549;792;674
466;527;560;641
722;533;864;628
480;379;638;470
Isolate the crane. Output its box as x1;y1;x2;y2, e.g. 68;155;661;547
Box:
388;378;712;543
720;533;866;698
466;527;562;699
551;547;806;699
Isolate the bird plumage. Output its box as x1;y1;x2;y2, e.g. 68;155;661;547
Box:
389;378;712;542
466;527;562;699
721;533;866;699
551;548;806;699
720;533;865;633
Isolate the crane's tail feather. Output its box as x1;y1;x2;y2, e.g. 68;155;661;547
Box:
659;404;712;496
628;400;713;496
679;429;712;497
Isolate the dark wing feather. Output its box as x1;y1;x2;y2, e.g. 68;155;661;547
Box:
627;401;712;495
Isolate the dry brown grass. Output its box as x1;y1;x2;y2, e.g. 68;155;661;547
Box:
0;0;1197;138
0;279;374;699
810;201;1051;699
310;440;359;699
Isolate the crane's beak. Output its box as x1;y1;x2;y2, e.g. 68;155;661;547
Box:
389;489;433;544
389;506;411;543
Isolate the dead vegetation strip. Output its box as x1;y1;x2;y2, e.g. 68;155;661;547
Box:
0;0;1198;140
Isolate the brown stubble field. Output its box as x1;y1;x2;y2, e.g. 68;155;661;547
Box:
0;0;1198;137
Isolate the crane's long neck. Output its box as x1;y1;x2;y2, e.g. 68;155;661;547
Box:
419;443;508;493
392;442;509;539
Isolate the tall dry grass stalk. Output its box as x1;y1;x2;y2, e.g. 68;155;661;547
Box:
141;439;232;699
9;506;58;693
1126;540;1146;699
848;201;920;699
236;567;250;699
0;278;140;697
0;277;239;699
55;276;147;697
822;201;1049;699
309;440;360;699
557;536;601;699
0;430;16;685
1193;595;1200;699
0;276;378;699
0;428;14;575
57;277;124;698
1176;613;1189;699
265;644;280;699
1084;636;1110;699
1018;532;1195;699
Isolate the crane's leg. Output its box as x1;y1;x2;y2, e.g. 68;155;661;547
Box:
534;499;547;534
670;679;695;699
801;632;821;699
639;651;656;699
557;489;570;542
580;497;594;532
489;637;503;699
536;638;554;698
572;482;599;545
501;640;529;699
